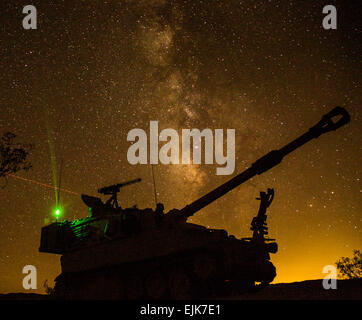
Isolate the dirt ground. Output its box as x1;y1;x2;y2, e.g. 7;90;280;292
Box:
0;279;361;300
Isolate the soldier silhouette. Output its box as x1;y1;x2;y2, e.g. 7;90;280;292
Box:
251;188;274;241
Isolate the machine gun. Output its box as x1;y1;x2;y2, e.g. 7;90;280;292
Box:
98;178;142;208
169;106;350;220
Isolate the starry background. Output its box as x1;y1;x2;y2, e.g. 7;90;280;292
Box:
0;0;360;293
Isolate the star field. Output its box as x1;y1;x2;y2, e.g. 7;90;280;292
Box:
0;1;360;293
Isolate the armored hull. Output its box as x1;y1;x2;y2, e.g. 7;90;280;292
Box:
51;221;276;299
41;204;277;299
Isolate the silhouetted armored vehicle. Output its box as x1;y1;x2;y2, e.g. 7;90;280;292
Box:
39;107;350;299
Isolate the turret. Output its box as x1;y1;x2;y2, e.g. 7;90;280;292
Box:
169;106;350;220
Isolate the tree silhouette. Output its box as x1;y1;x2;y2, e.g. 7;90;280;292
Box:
0;132;33;186
336;249;362;279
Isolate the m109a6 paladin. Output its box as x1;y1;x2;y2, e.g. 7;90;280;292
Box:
39;107;350;299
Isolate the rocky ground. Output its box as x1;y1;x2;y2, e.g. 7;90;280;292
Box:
0;279;361;300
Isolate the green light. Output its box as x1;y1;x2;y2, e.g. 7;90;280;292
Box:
55;208;61;217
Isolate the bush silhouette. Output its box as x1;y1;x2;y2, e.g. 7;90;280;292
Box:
336;249;362;279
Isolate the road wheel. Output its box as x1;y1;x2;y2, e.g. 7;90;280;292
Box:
193;255;216;280
80;274;107;299
260;260;276;284
53;279;69;299
145;271;167;299
103;274;125;299
168;269;191;299
125;274;144;299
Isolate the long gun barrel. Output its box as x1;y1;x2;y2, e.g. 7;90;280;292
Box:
174;107;350;219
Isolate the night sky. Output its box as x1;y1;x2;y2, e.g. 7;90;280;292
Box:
0;1;360;294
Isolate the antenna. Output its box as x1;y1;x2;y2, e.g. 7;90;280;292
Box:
57;159;63;206
151;164;158;208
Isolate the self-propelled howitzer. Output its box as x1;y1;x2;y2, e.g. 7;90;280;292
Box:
39;107;350;299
